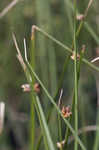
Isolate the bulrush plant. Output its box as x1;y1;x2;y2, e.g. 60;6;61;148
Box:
12;0;99;150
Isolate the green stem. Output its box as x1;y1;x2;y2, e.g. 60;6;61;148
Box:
30;33;35;150
58;114;63;150
74;0;78;149
64;48;85;149
76;21;84;38
30;98;35;150
57;90;63;150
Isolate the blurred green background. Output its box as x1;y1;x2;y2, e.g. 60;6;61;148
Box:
0;0;99;150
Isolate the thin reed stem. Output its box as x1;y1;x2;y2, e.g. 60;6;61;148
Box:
58;89;63;149
29;30;36;150
73;0;78;149
64;47;85;149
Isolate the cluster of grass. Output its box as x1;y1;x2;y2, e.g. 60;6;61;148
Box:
0;0;99;150
12;1;99;150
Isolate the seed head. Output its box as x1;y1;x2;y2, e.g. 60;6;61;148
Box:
34;83;40;94
21;84;31;92
76;14;84;21
71;52;80;60
61;106;72;118
57;140;65;149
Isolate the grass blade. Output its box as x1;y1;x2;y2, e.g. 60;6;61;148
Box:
34;95;56;150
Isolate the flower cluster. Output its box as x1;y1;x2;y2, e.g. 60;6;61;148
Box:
61;106;72;118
